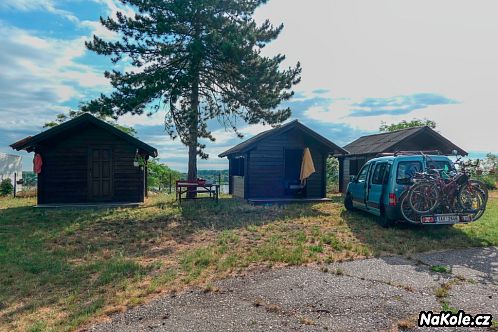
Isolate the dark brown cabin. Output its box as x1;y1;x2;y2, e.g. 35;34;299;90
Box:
337;126;467;192
219;120;347;201
11;113;157;205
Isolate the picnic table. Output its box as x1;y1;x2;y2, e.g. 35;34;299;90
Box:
175;181;220;203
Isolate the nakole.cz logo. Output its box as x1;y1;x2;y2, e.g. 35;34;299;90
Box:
419;310;492;328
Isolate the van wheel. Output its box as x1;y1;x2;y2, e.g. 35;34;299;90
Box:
378;210;394;228
344;193;354;211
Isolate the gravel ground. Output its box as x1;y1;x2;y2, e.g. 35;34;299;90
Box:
87;247;498;332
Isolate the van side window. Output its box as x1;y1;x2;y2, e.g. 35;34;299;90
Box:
357;164;369;183
371;163;387;185
397;161;422;184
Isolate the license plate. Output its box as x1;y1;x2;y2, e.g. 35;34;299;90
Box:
421;215;460;224
435;215;460;223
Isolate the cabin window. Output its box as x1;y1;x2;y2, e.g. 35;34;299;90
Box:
349;157;367;176
284;149;303;180
349;159;358;176
232;157;245;176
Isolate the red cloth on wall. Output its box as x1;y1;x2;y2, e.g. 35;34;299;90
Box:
33;154;43;174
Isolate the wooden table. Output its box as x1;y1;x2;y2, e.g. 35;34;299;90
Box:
176;182;220;203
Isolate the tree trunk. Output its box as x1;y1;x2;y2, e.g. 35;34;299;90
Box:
187;74;200;183
187;143;197;182
187;52;201;197
186;99;198;198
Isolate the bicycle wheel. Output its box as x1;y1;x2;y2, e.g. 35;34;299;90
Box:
408;182;440;214
457;185;483;213
400;191;421;223
468;180;489;204
470;190;486;221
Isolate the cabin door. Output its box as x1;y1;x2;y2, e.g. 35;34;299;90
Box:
88;147;113;201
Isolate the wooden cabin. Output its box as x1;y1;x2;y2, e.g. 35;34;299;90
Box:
337;126;467;192
219;120;347;202
10;114;157;206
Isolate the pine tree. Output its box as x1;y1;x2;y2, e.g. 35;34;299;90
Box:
83;0;301;182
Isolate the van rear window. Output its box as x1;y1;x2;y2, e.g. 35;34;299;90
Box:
396;161;422;184
427;160;455;173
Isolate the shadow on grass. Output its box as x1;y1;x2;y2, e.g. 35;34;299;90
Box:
341;209;492;253
341;205;498;273
0;195;329;330
339;206;497;282
178;197;328;231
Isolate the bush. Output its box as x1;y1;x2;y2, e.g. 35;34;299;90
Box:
473;174;497;190
479;175;497;190
0;179;14;196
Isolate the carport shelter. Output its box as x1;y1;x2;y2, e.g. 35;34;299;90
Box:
10;113;157;206
219;120;347;201
337;126;467;192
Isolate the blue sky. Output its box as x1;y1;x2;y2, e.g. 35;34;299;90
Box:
0;0;497;172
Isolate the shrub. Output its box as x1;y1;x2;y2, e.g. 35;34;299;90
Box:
0;179;13;196
474;174;497;190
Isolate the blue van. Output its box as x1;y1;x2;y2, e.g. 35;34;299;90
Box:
343;154;455;227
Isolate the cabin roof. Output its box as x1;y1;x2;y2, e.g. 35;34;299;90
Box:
10;113;158;157
219;120;348;158
343;126;467;156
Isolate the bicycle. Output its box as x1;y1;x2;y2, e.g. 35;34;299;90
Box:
408;157;486;217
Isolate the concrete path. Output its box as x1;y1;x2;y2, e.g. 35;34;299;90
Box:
88;247;498;332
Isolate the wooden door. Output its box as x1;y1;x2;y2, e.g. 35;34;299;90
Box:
89;147;113;201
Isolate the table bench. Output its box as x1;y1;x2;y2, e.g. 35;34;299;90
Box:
175;182;220;203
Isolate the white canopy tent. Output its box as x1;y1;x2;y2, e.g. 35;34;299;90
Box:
0;153;23;193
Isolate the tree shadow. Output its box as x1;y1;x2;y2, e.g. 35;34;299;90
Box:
178;197;329;232
412;247;498;285
0;195;331;327
339;208;497;283
325;194;343;204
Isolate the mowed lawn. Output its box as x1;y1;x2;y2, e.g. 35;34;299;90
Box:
0;192;497;332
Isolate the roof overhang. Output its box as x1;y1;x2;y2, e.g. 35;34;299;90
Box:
10;113;158;157
340;126;467;157
219;120;349;158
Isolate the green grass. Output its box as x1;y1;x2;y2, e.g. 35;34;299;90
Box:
0;191;497;331
430;265;452;274
441;301;459;314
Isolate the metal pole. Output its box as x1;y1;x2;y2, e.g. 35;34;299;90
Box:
13;173;16;198
169;173;172;194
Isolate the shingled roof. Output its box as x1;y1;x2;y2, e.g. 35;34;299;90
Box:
10;113;158;157
219;120;348;158
343;126;467;156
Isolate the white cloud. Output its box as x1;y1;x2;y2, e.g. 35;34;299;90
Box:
254;0;498;154
2;0;497;171
0;0;79;22
0;23;110;129
0;0;54;11
92;0;136;21
210;123;271;145
117;112;166;127
80;20;118;40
